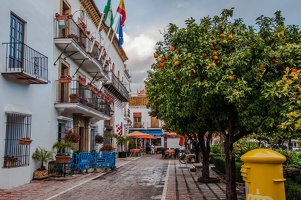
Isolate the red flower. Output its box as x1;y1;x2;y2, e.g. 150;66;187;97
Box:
64;129;80;143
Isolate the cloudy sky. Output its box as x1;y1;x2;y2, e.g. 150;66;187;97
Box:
95;0;301;93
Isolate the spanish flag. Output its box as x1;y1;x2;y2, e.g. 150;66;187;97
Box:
117;0;126;26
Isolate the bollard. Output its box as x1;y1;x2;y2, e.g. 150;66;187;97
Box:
240;148;286;200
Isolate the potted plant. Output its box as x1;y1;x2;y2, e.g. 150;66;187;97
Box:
32;147;54;179
95;134;104;144
52;140;74;163
78;76;86;86
19;137;32;145
115;135;130;158
69;94;80;103
64;129;80;143
58;74;72;83
100;144;115;152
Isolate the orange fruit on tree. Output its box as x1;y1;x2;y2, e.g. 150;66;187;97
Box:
169;46;175;51
212;51;218;56
231;75;235;81
174;61;179;67
293;76;298;81
158;63;164;68
228;35;233;40
220;33;225;37
160;57;166;63
210;45;215;50
154;53;159;58
202;53;207;57
213;55;218;61
291;68;298;72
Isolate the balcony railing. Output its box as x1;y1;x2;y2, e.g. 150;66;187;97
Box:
2;42;48;84
56;80;111;117
105;72;129;102
54;18;109;81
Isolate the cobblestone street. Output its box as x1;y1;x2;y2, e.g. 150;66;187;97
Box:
0;154;245;200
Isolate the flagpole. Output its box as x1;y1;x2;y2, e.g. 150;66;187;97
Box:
100;16;120;71
98;11;118;60
88;14;104;53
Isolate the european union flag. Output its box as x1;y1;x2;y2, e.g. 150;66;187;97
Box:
117;16;124;47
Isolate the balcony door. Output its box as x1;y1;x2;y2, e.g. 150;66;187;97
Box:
9;14;24;69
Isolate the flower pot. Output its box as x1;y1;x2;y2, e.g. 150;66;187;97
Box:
69;95;78;103
118;152;127;158
59;78;71;83
19;139;32;145
33;170;49;180
55;155;71;163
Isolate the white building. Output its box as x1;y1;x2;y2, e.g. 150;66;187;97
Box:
0;0;130;189
129;89;182;150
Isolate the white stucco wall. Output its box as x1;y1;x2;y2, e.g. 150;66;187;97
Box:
0;0;56;189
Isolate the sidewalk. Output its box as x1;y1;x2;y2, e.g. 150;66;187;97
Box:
0;157;139;200
162;159;245;200
0;156;245;200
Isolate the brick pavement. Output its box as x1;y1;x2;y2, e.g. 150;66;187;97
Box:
0;155;245;200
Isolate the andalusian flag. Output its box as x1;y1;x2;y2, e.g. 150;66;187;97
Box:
117;0;126;26
103;0;114;28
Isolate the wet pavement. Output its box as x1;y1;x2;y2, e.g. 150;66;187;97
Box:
0;154;245;200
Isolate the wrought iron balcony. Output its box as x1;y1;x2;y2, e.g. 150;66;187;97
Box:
54;18;109;81
104;72;129;102
54;80;112;122
2;42;48;84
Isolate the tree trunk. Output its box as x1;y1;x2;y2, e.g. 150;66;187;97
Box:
199;132;210;179
223;114;237;200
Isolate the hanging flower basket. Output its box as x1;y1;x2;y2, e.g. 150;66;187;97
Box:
59;75;72;83
78;76;86;86
19;138;32;145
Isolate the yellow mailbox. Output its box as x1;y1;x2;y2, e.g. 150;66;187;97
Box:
240;148;286;200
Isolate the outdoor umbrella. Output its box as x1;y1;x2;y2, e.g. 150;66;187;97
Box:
126;131;147;148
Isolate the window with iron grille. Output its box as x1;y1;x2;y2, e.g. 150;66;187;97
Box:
3;113;32;168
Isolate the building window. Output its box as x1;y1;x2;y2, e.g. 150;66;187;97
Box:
3;113;32;168
9;14;24;69
133;112;142;128
58;121;72;141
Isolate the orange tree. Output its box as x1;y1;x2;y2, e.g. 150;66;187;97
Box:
146;8;300;199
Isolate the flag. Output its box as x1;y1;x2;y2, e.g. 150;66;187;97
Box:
116;16;124;47
103;0;114;28
117;0;126;26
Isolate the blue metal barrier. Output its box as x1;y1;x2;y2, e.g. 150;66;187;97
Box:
54;151;116;176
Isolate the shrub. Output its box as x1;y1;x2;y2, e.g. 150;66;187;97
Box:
285;178;301;200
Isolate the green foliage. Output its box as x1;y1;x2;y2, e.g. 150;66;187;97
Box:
285;179;301;200
212;156;226;174
211;142;221;154
146;8;301;197
32;147;54;170
276;149;301;168
235;162;244;183
52;140;74;155
234;136;260;160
